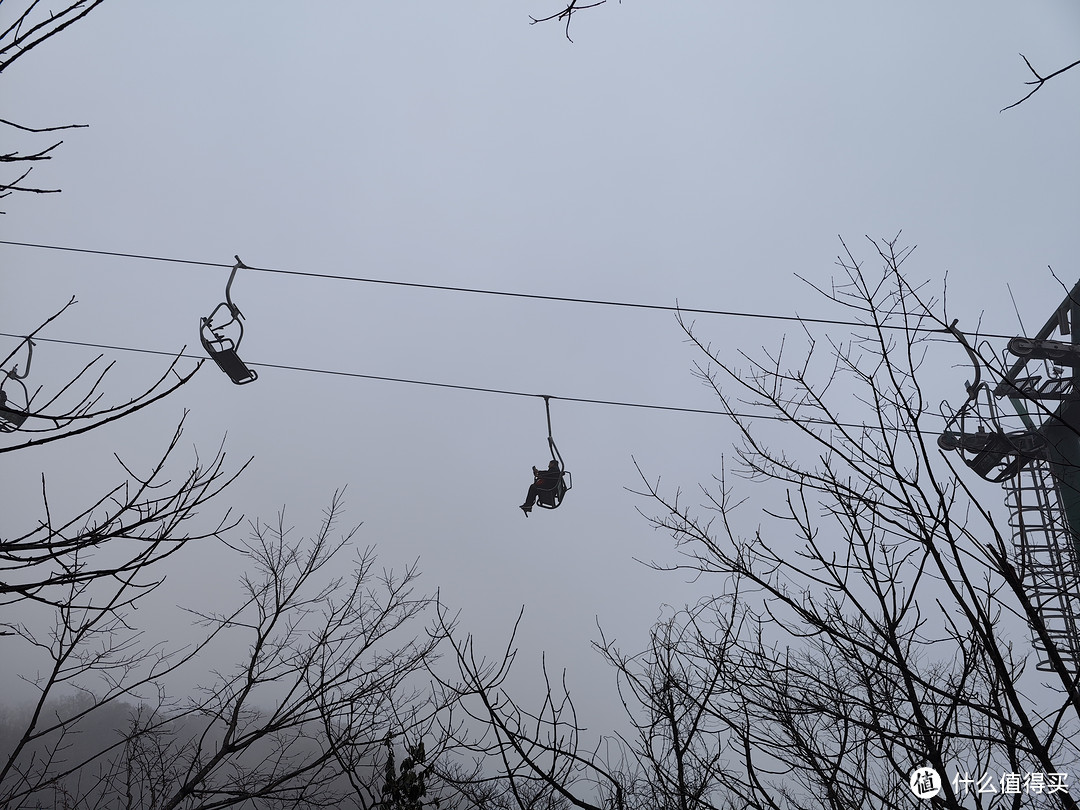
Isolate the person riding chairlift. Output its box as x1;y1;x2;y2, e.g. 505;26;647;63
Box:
520;459;561;516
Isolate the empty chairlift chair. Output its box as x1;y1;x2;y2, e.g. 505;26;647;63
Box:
0;338;34;432
200;256;258;385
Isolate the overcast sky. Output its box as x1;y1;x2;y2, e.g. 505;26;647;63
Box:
3;1;1079;724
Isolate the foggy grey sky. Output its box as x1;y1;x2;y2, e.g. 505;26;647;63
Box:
3;2;1079;722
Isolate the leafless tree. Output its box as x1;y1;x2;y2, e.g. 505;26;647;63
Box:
1;1;105;209
2;7;454;790
1;4;190;438
1003;54;1080;111
2;305;454;806
432;238;1080;810
0;0;106;74
0;417;245;807
1;413;242;613
1;299;200;452
2;298;458;806
2;300;447;808
529;1;610;43
2;489;449;809
524;3;1076;113
0;116;87;208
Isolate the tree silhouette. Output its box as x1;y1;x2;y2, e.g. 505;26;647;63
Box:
382;736;441;810
433;237;1080;810
1;1;106;210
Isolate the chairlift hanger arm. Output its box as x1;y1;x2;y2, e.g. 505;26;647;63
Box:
224;255;249;317
548;435;563;469
939;321;984;438
203;301;245;337
4;337;34;380
542;395;565;468
946;320;981;398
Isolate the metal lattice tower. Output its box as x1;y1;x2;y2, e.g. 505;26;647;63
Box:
1004;458;1080;671
939;279;1080;673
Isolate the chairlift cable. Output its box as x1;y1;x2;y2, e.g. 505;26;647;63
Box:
0;238;1010;340
0;329;955;434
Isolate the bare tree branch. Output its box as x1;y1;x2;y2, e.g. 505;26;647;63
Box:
530;1;609;43
0;2;104;210
1003;54;1080;112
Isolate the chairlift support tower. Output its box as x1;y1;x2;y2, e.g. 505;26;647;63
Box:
939;280;1080;672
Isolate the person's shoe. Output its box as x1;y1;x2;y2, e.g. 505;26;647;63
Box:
519;505;531;517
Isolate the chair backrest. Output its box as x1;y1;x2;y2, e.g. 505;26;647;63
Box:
0;403;29;432
209;348;258;385
0;379;30;432
200;323;257;385
536;472;569;509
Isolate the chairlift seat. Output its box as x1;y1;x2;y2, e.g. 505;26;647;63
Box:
199;258;258;385
200;329;258;385
0;402;28;432
940;428;1044;482
0;381;30;432
535;470;571;509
